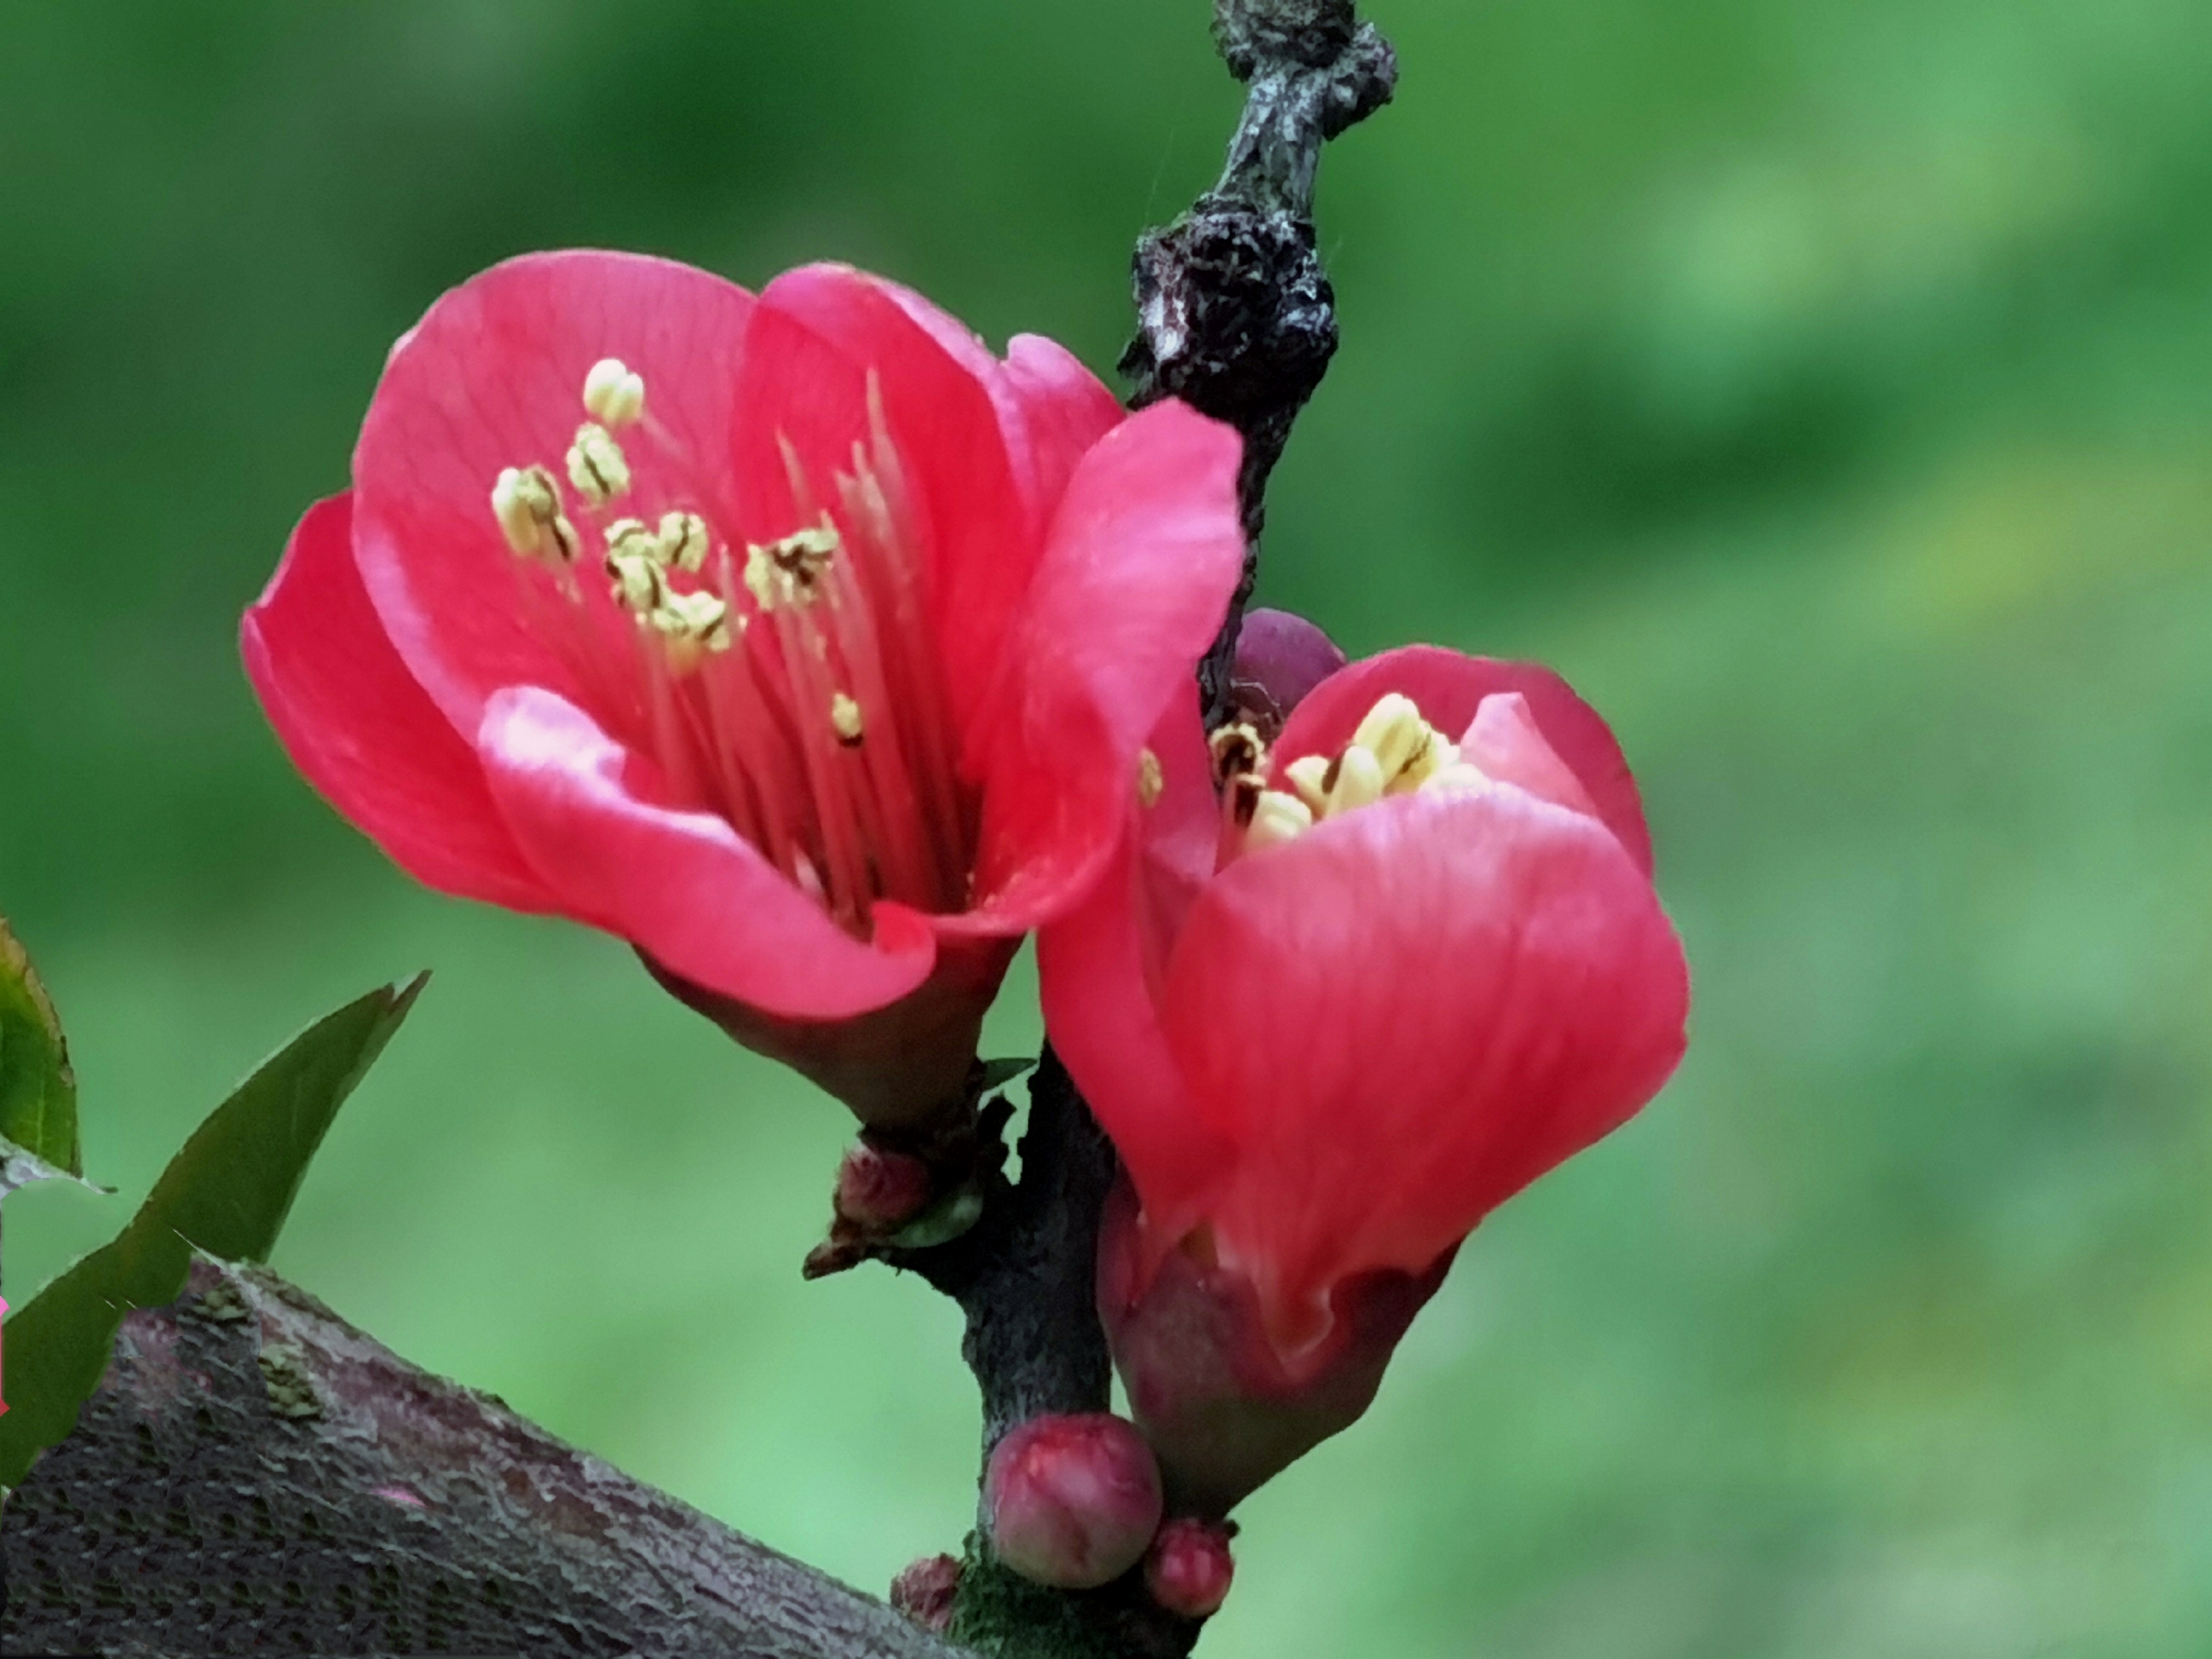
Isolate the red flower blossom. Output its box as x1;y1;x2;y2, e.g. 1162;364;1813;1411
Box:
243;253;1243;1123
1041;644;1689;1508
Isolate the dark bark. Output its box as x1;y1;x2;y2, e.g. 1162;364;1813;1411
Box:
1;1257;961;1659
1123;0;1396;726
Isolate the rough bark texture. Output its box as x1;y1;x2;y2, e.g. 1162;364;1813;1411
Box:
1124;0;1396;727
0;1257;962;1659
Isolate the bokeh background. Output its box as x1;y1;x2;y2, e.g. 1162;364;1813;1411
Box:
6;2;2211;1653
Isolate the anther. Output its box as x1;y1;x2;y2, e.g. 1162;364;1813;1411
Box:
743;519;841;610
1324;744;1386;815
566;422;631;506
831;692;864;746
604;517;656;558
582;358;646;427
1352;694;1432;780
652;588;733;659
605;548;664;614
490;464;575;561
1283;753;1331;816
1244;790;1313;851
658;511;710;574
1136;749;1164;809
1207;722;1267;790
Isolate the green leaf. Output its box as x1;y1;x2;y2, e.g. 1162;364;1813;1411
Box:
0;916;81;1180
0;973;426;1491
977;1055;1038;1094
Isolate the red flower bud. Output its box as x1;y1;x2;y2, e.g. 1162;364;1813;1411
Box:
984;1412;1164;1589
1044;645;1689;1507
1144;1516;1236;1620
1227;606;1346;737
833;1140;934;1234
242;254;1244;1128
889;1554;962;1632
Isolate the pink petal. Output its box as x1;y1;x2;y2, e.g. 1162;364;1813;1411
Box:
782;273;1124;537
954;400;1244;936
240;494;555;912
739;266;1031;737
476;687;937;1020
1002;333;1128;523
1040;882;1229;1238
1158;785;1688;1328
1274;646;1655;876
1459;693;1601;820
353;251;758;733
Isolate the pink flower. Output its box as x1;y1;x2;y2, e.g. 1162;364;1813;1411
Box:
1041;644;1690;1508
243;254;1243;1124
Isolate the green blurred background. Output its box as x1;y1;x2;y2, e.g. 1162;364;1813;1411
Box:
6;2;2211;1652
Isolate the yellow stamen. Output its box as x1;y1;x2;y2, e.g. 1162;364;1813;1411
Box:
604;516;655;558
1324;743;1386;815
743;519;841;611
490;464;576;562
648;588;734;671
582;358;646;426
1283;753;1331;816
605;547;664;614
658;510;710;573
1208;721;1267;789
1136;748;1165;809
1244;790;1313;850
830;692;865;745
566;422;631;505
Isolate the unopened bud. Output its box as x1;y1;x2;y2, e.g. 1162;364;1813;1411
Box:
1144;1518;1235;1620
1230;608;1347;737
889;1554;961;1632
834;1141;934;1234
985;1413;1164;1590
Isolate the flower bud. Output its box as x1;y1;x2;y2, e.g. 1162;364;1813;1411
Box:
1097;1181;1449;1516
1228;607;1346;737
1144;1517;1235;1620
985;1412;1164;1589
889;1554;961;1632
833;1140;934;1234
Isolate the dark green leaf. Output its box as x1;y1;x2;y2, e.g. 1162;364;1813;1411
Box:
0;916;80;1180
977;1055;1038;1095
0;973;425;1491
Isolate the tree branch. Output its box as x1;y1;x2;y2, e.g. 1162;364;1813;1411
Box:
894;5;1396;1654
1123;0;1396;725
1;1257;961;1659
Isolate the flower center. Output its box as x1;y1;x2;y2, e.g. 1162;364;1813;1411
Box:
1212;693;1487;861
488;359;974;936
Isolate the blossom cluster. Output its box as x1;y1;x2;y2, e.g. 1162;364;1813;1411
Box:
243;253;1688;1615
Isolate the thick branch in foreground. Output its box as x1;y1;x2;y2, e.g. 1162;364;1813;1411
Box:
1;1257;960;1659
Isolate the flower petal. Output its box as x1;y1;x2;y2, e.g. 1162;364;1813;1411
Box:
476;687;936;1019
1274;645;1655;875
353;251;758;732
1157;784;1688;1330
1002;333;1128;523
739;266;1032;737
1039;721;1233;1232
240;494;555;912
955;401;1244;936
